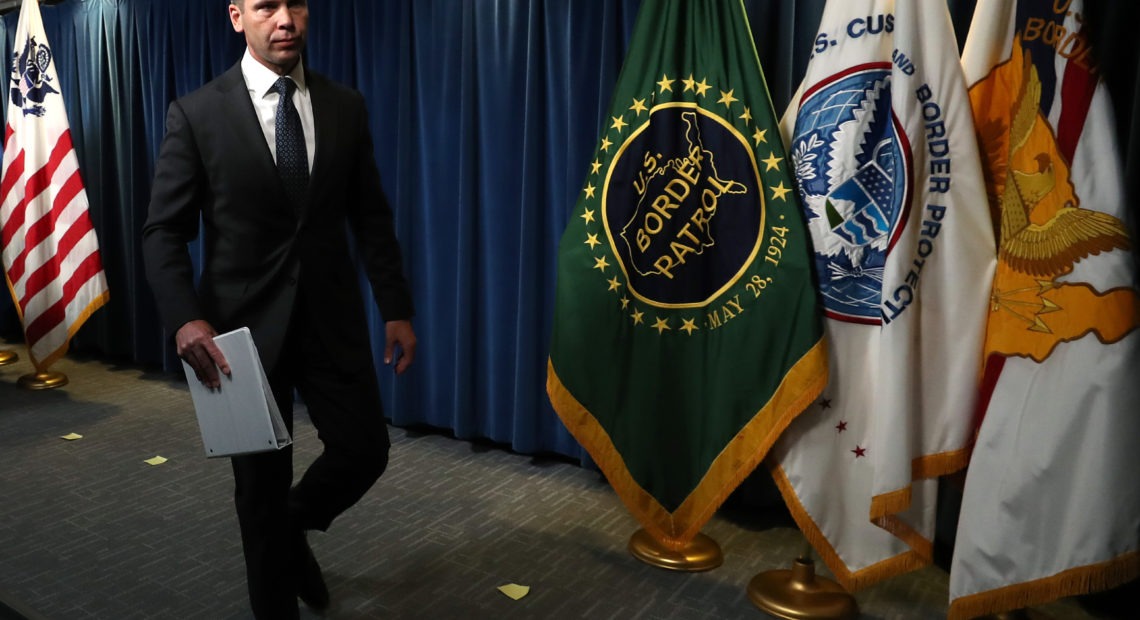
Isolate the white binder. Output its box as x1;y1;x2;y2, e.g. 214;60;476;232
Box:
181;327;292;457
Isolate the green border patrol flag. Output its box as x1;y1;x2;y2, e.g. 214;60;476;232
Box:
547;0;827;548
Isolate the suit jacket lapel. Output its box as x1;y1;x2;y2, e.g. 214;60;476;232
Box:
304;71;338;225
217;62;306;220
216;64;280;187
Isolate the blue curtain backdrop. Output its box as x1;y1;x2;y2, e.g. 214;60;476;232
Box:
0;0;1004;462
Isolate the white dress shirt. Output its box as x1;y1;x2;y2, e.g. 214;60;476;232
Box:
239;49;316;173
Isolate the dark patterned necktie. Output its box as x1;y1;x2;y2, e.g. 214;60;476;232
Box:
274;77;309;208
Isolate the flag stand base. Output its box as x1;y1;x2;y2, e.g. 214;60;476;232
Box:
747;557;857;620
627;528;722;572
18;372;68;390
0;350;17;366
978;610;1034;620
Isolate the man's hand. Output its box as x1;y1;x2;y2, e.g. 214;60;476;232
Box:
384;319;417;375
176;319;231;389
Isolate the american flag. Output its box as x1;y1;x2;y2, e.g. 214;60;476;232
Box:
1;0;108;371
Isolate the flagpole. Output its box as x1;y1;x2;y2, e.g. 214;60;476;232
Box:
747;543;857;619
0;350;17;366
626;528;722;572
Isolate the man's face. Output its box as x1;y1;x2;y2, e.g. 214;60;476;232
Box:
229;0;309;75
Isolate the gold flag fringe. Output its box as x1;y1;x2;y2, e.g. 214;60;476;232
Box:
768;421;973;589
868;448;972;520
547;337;827;549
4;268;110;373
33;289;111;372
768;463;930;591
948;550;1140;620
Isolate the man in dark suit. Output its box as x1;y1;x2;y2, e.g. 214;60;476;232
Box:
141;1;416;617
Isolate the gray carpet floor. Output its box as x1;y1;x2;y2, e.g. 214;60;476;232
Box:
0;347;1117;619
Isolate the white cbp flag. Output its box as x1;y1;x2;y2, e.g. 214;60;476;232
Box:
1;0;108;371
770;0;994;589
952;0;1140;617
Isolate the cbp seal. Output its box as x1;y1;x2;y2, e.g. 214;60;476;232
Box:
790;64;912;323
9;35;58;117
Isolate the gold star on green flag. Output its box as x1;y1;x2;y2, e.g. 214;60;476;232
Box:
547;0;826;548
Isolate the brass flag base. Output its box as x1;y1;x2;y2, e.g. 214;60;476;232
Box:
0;350;17;366
747;557;858;620
18;372;69;390
627;528;723;572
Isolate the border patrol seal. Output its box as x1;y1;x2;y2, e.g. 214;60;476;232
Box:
604;103;763;308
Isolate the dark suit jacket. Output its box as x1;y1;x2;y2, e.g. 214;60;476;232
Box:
142;63;413;375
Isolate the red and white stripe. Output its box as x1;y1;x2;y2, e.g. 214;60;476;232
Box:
0;0;108;371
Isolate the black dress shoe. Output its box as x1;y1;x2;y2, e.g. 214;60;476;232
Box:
296;534;330;611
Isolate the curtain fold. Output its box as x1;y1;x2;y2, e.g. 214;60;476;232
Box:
1;0;997;462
